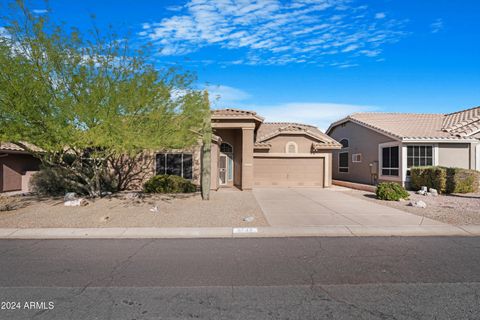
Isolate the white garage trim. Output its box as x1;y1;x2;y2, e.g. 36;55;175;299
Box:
254;153;328;158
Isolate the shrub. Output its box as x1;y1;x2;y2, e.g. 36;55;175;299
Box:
144;175;196;194
0;196;19;211
30;167;86;196
446;168;480;194
410;166;447;193
376;182;409;201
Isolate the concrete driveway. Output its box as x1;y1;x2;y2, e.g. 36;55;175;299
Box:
253;187;445;227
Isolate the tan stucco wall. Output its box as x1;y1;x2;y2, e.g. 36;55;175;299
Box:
438;143;471;169
328;121;395;185
242;128;254;190
264;134;316;153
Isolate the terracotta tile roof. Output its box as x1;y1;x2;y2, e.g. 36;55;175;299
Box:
212;108;264;121
442;106;480;137
0;142;42;152
328;109;480;140
253;142;272;149
256;122;341;148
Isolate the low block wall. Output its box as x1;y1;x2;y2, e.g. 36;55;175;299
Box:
332;180;376;193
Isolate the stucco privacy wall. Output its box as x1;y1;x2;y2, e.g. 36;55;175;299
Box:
437;143;471;169
328;121;394;185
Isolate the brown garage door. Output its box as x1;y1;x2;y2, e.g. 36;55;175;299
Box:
253;157;325;187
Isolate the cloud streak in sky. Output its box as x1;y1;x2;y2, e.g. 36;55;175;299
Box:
139;0;407;66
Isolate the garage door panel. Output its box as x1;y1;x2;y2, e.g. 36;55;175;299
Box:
254;157;324;187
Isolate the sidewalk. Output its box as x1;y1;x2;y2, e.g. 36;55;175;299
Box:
0;224;479;239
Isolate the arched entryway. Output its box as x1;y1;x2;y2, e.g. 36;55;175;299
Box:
219;142;234;186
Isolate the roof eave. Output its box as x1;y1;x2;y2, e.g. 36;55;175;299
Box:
401;137;478;143
211;115;265;123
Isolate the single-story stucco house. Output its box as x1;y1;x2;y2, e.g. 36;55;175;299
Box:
163;109;341;190
0;142;41;193
0;109;341;193
326;106;480;187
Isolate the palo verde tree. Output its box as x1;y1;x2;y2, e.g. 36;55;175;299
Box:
0;1;210;196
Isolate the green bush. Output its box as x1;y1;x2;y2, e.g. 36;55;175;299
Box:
30;167;86;196
143;175;197;194
376;182;410;201
410;166;447;193
446;168;480;194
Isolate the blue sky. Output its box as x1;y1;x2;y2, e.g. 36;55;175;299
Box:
2;0;480;129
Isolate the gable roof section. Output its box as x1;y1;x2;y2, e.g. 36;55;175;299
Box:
256;122;341;148
327;110;480;141
212;108;264;122
443;106;480;137
0;142;43;153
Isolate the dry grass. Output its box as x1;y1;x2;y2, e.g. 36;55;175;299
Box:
0;190;269;228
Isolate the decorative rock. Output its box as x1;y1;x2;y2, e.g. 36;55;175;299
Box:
420;186;428;192
64;192;77;201
126;192;143;200
64;198;89;207
416;190;426;195
429;188;439;196
409;200;427;208
243;216;255;222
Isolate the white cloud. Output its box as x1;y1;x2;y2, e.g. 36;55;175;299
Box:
0;27;9;38
32;9;48;14
252;102;378;130
206;85;251;106
430;18;444;34
139;0;407;66
207;84;378;130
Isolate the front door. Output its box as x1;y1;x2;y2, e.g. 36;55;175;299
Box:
219;155;227;185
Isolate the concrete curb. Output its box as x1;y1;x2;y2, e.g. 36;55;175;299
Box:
0;225;479;239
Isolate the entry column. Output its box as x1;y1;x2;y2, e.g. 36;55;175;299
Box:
241;128;254;190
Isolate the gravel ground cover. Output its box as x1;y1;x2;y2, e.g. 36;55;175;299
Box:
342;188;480;225
0;189;269;228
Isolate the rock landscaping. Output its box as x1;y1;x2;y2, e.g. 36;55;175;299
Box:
0;190;269;228
345;188;480;225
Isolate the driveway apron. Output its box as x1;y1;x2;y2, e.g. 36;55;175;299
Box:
253;188;445;227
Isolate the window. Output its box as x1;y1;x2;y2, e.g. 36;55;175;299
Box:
220;142;233;154
339;152;349;172
156;153;193;179
352;153;362;163
340;139;349;148
407;146;433;168
381;146;399;176
286;142;298;153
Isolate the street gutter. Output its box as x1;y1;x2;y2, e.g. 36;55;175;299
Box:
0;225;479;239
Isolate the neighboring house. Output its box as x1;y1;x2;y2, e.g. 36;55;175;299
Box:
0;142;41;193
156;109;341;190
326;106;480;187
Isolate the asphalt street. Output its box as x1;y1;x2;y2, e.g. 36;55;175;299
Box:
0;237;479;319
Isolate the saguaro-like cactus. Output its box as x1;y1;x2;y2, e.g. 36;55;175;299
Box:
201;93;212;200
